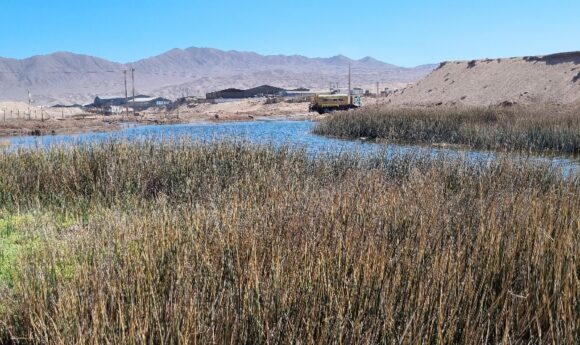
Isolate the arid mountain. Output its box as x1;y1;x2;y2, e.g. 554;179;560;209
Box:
389;52;580;107
0;48;435;105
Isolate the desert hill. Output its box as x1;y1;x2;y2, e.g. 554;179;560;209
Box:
388;52;580;107
0;48;435;105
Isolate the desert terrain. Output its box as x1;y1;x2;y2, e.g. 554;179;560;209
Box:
0;48;434;105
1;51;578;138
2;50;579;138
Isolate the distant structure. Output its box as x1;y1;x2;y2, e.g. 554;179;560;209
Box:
206;85;285;100
87;95;171;115
129;96;171;109
380;88;395;96
277;89;317;102
351;88;364;96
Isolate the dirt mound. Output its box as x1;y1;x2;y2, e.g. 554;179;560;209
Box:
388;51;580;107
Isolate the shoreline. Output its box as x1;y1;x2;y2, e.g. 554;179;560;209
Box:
0;112;320;139
0;97;319;138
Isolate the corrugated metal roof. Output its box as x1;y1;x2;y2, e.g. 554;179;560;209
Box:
131;97;158;102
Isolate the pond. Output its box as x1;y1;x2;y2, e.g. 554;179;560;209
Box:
4;120;579;174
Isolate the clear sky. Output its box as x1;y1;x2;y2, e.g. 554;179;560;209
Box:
0;0;578;67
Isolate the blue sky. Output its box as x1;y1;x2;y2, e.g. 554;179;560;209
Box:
0;0;578;67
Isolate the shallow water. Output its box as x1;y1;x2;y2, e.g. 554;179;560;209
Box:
5;120;579;174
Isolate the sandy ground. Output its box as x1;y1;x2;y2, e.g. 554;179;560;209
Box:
0;99;320;138
149;98;313;122
386;52;580;107
0;101;85;120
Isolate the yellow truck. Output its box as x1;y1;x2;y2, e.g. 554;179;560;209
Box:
309;94;362;114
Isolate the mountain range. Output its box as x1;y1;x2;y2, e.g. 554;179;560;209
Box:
0;47;436;105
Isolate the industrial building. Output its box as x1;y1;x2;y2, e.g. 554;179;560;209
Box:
87;95;172;114
206;85;285;100
129;96;172;109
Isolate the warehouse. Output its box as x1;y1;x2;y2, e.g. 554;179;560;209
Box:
88;95;171;112
206;85;285;100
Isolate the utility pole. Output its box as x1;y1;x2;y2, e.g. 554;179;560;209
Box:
124;70;129;119
348;64;352;100
377;82;379;97
27;90;31;121
131;68;136;116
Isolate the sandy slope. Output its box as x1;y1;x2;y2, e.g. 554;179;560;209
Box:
387;52;580;107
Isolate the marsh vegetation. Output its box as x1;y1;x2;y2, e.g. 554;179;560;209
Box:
314;106;580;155
0;140;578;344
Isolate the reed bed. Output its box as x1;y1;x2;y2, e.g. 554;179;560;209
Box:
313;106;580;154
0;140;578;344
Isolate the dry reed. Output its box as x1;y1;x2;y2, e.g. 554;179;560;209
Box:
0;140;578;344
313;106;580;154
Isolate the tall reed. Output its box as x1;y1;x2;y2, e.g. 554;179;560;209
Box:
0;140;578;344
314;106;580;154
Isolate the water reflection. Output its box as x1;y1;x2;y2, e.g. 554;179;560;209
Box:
5;120;579;174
